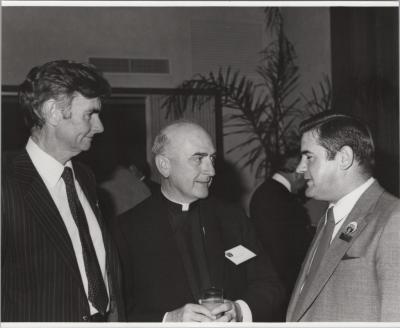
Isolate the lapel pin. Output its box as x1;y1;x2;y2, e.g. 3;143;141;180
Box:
339;221;358;242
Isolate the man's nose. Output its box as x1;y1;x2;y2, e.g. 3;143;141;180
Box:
92;115;104;134
203;158;216;176
296;157;306;174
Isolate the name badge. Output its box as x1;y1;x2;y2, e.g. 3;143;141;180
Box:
225;245;256;265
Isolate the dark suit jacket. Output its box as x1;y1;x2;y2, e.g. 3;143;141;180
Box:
249;179;313;319
114;191;285;322
287;181;400;321
1;150;125;322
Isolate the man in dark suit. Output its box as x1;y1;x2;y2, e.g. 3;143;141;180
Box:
113;121;284;322
249;152;314;320
286;112;400;321
2;60;125;322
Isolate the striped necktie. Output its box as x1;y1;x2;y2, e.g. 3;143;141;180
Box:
62;167;109;314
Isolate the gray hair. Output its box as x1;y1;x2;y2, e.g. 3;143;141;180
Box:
151;132;170;156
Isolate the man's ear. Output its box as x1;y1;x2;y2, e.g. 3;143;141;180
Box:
338;145;354;170
42;99;61;126
155;154;170;178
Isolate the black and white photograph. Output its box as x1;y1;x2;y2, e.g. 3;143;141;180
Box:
1;1;399;326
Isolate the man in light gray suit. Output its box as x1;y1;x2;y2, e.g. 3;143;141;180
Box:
286;112;400;321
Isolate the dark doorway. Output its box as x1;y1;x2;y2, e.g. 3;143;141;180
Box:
2;95;30;151
77;97;147;183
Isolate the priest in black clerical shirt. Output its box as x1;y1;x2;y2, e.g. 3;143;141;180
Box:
113;121;284;322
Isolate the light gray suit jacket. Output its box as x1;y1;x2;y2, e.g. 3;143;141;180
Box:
286;181;400;321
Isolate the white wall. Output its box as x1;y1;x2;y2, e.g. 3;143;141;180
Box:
2;6;331;212
2;7;265;86
283;7;331;97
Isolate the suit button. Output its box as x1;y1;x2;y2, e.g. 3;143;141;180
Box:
82;315;89;321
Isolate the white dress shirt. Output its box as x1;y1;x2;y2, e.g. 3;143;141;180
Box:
26;138;109;314
329;177;375;242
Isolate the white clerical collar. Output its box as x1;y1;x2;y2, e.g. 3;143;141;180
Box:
272;173;291;192
161;188;191;212
26;137;73;188
329;177;375;225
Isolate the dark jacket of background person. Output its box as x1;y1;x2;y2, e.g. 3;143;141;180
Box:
1;151;126;322
250;175;313;320
113;190;285;322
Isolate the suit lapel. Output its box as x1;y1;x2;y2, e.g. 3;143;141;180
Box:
292;181;384;321
199;199;225;289
17;152;82;284
156;194;200;301
287;216;326;320
157;195;225;300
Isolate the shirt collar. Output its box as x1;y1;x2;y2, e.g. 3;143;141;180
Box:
272;173;291;192
26;137;73;188
330;177;375;224
161;188;191;212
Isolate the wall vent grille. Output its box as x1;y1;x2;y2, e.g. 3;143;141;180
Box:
89;57;170;74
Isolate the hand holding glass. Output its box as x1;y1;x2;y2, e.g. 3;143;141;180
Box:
199;287;224;318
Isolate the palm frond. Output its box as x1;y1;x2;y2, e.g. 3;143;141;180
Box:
162;8;331;180
264;8;282;32
302;74;332;115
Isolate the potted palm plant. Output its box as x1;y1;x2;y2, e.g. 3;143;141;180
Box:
163;8;331;180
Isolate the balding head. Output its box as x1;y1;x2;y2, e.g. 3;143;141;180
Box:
152;121;216;204
152;121;208;157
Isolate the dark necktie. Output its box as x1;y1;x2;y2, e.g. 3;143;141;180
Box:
300;206;335;296
62;167;109;315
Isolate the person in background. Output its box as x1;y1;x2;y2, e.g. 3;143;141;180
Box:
2;60;125;322
128;156;160;195
99;159;152;220
249;151;314;320
286;112;400;321
113;120;284;322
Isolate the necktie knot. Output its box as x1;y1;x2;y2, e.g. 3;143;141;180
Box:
62;167;74;186
326;206;336;227
324;207;336;243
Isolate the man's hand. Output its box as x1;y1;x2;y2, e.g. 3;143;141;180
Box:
210;300;243;322
164;303;216;322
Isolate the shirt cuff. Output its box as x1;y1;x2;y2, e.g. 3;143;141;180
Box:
162;312;168;322
235;299;252;322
